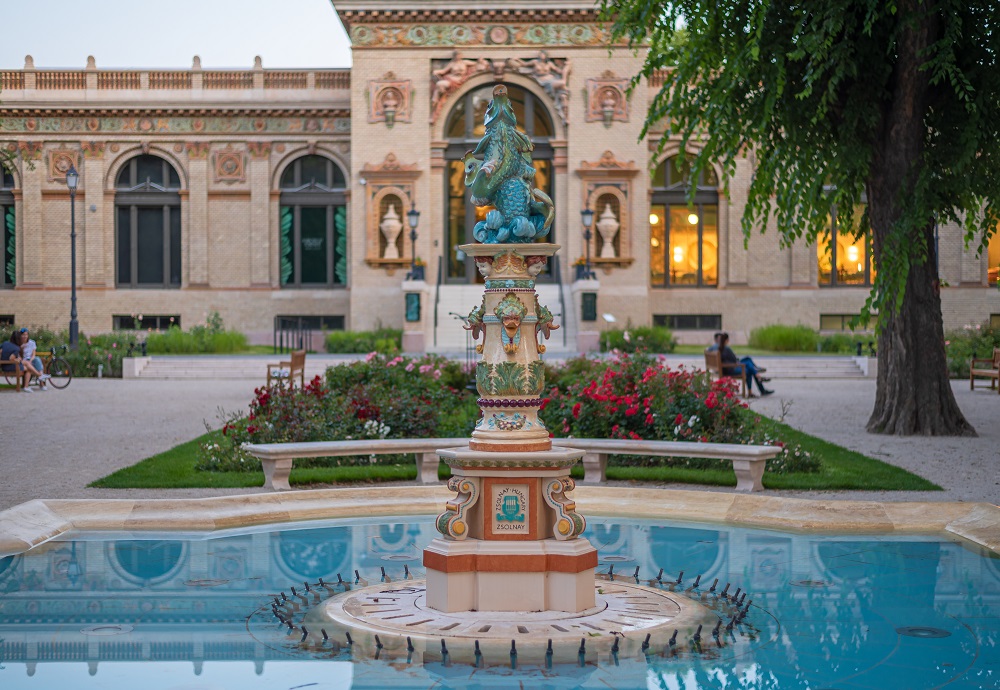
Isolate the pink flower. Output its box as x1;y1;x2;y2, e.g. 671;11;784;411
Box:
405;362;416;372
365;351;378;362
419;364;434;374
433;369;442;380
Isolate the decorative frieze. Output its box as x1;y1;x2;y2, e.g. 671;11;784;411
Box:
246;141;271;159
186;142;210;159
350;22;609;48
80;141;105;159
0;115;350;135
17;142;43;160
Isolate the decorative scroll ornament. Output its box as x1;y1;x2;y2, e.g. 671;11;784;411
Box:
435;476;481;540
463;85;554;244
369;72;411;127
48;148;79;182
544;477;586;540
495;292;527;355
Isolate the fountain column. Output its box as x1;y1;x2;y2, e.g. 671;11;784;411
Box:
423;243;598;613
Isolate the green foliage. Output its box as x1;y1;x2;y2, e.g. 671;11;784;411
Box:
279;206;293;286
749;325;819;352
0;324;138;377
944;321;1000;378
602;0;1000;328
599;325;676;353
198;354;478;472
324;327;402;354
145;312;248;354
541;353;820;476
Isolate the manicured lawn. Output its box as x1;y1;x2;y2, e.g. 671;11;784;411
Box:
90;418;940;492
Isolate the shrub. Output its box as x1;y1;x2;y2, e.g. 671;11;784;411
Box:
540;352;820;475
818;333;866;354
0;324;138;378
198;353;479;472
945;321;1000;378
599;325;676;353
325;328;402;354
145;312;248;354
748;324;819;352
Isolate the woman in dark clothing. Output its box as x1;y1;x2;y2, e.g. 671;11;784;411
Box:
718;332;773;397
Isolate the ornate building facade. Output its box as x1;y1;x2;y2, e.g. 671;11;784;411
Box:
1;0;998;348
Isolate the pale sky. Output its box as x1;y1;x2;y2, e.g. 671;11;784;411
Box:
0;0;352;70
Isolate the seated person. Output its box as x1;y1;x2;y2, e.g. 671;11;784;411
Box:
718;332;773;397
18;328;50;390
2;329;42;391
706;331;723;353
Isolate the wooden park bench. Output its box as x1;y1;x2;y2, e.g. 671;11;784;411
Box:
970;347;1000;394
704;348;748;396
266;349;306;388
242;437;780;493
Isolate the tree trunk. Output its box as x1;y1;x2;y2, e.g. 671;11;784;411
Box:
866;1;976;436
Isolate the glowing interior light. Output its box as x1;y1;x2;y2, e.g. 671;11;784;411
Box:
650;237;660;247
687;213;699;225
846;246;860;263
649;213;659;225
673;246;684;263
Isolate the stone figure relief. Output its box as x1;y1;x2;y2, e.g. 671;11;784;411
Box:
507;51;571;123
431;50;491;115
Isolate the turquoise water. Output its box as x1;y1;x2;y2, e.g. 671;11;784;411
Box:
0;517;997;689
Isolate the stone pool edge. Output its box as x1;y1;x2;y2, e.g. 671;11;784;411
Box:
0;486;996;557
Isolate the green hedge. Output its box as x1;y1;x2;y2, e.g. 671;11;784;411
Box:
145;312;248;354
325;327;402;354
749;324;870;354
599;325;676;353
0;324;138;378
945;321;1000;378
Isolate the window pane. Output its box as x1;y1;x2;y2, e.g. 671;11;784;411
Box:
448;161;466;279
280;165;297;189
668;205;698;285
837;234;867;285
168;166;180;189
988;230;1000;286
136;156;163;187
300;156;328;187
701;205;718;285
510;89;527;134
650;204;666;286
446;99;466;138
817;227;833;285
299;207;328;283
533;103;553;137
651;162;666;189
533;160;551;197
471;89;490;137
136;207;164;284
169;206;181;285
117;206;131;284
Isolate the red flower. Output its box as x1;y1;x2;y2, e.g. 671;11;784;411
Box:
572;402;582;419
675;413;684;425
247;425;258;435
539;397;552;411
625;405;639;417
645;413;654;425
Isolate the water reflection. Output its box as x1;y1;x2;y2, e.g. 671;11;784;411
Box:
0;518;995;689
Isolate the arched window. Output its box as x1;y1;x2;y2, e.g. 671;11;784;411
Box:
817;203;874;287
650;155;719;287
115;155;182;288
279;155;348;287
444;85;554;283
1;167;14;288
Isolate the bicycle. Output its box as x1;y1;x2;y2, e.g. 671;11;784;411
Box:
3;345;73;389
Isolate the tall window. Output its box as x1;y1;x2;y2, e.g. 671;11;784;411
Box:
444;85;554;283
1;167;14;288
818;204;873;286
650;155;719;287
279;155;348;287
115;155;182;288
988;230;1000;286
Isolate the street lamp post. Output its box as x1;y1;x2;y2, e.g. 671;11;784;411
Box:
406;201;421;280
65;165;79;349
580;207;595;280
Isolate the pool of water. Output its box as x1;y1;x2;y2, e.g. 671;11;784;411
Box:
0;516;997;689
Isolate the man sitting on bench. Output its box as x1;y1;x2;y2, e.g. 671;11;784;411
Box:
718;332;773;397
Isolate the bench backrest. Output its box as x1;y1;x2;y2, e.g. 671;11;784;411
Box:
994;348;1000;368
704;348;722;375
289;349;306;370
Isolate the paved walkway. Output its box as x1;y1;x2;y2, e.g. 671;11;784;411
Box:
0;376;997;511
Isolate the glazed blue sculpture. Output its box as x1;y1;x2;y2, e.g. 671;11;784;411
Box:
462;84;554;243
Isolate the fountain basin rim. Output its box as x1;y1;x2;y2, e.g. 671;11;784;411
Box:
459;242;561;257
1;486;997;557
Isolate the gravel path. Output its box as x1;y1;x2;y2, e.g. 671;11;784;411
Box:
0;376;997;511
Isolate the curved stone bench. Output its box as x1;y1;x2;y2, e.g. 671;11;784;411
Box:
242;438;780;493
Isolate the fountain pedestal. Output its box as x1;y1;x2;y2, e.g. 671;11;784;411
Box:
423;243;598;613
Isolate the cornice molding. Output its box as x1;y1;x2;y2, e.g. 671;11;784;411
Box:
338;8;599;26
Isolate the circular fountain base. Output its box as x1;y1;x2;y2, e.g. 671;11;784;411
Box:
305;577;718;663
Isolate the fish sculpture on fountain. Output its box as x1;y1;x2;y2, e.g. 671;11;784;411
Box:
462;84;554;243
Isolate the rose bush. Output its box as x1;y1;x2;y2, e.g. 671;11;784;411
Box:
540;353;820;474
197;353;479;472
